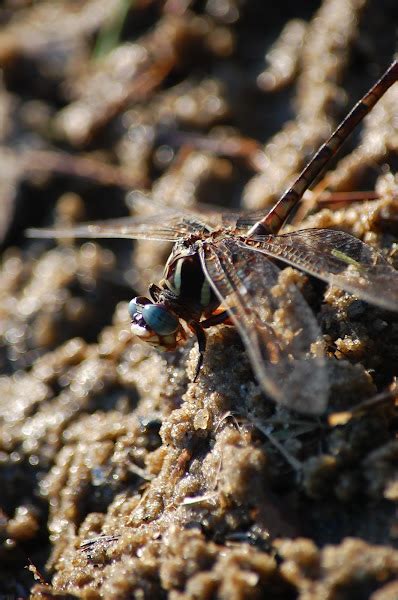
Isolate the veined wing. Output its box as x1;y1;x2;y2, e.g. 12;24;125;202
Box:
199;237;328;414
234;210;270;231
192;209;265;231
26;213;211;243
128;191;268;231
247;229;398;312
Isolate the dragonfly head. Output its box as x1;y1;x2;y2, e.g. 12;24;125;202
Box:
128;296;184;350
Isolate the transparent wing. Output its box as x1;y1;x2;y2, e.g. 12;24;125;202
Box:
128;191;267;231
26;213;211;242
200;237;328;414
248;229;398;312
193;209;265;231
234;210;270;231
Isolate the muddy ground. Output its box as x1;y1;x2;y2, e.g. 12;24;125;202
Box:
0;0;398;598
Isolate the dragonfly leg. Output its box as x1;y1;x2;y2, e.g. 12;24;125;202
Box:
200;310;230;329
190;311;232;381
189;321;207;382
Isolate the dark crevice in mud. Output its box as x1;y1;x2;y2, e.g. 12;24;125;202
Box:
300;498;398;548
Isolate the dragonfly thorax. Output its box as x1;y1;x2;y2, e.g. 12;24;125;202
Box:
160;244;219;319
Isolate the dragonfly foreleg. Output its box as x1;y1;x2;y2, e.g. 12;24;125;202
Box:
188;311;233;381
200;310;231;329
189;321;207;382
189;310;236;381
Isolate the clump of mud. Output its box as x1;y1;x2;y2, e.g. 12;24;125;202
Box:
0;0;398;597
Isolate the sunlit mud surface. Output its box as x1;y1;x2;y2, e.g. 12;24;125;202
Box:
0;0;398;597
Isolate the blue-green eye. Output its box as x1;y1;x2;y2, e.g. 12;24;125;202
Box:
128;298;139;318
142;304;179;335
128;296;150;319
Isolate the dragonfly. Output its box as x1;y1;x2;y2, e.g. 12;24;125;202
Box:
28;60;398;414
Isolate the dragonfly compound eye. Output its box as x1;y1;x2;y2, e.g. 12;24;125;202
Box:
129;297;181;350
142;304;179;335
128;296;151;319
